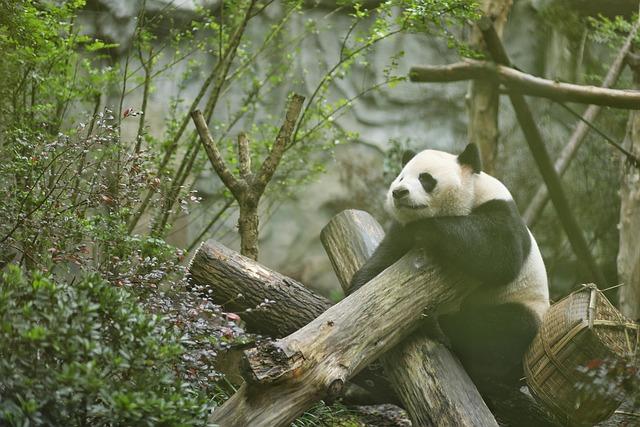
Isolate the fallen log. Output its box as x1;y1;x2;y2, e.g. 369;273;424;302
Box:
189;241;332;338
208;232;475;426
409;59;640;109
188;239;398;403
321;210;498;427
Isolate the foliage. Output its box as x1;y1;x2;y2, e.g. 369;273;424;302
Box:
0;266;215;426
291;401;358;427
0;0;114;136
0;1;481;425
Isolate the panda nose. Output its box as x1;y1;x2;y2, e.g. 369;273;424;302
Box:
392;188;409;199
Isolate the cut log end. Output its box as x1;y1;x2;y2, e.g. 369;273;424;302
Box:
242;340;304;385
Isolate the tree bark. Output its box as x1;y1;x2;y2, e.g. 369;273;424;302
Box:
410;59;640;109
467;0;512;175
189;239;332;337
523;20;640;226
188;238;398;403
238;200;259;261
191;93;304;261
618;59;640;322
209;238;475;426
321;210;498;427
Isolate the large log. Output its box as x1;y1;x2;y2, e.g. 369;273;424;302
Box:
409;59;640;109
208;236;475;426
189;240;332;338
188;239;397;403
321;210;498;427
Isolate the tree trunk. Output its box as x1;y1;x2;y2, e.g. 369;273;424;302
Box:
238;200;259;260
618;59;640;321
209;232;477;426
467;0;512;175
321;210;498;427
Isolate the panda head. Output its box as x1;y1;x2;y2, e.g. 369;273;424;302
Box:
386;143;482;224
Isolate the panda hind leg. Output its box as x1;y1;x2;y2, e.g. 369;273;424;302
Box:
438;302;540;393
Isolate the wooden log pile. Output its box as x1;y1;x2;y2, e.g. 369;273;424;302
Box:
189;210;498;426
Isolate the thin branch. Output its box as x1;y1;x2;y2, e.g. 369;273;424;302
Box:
479;17;607;286
191;110;241;195
410;59;640;109
292;28;404;145
253;93;305;195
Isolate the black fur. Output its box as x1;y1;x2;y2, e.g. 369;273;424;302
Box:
348;198;541;424
402;150;416;166
349;199;531;292
457;143;482;174
439;303;539;388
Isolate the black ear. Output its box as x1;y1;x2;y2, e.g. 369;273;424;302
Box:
457;143;482;173
402;150;417;167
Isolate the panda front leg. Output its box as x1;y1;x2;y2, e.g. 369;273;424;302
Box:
348;222;415;294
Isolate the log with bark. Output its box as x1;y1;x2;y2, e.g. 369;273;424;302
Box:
188;239;397;403
321;210;498;427
201;223;479;426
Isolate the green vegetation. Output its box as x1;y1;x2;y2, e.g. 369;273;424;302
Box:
0;0;480;425
0;266;214;426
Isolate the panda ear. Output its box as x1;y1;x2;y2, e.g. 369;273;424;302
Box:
457;143;482;173
402;150;417;167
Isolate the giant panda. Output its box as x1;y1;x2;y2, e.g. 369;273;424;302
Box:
349;143;550;420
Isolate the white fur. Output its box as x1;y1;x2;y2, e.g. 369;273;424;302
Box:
387;147;550;320
387;150;513;224
386;150;474;224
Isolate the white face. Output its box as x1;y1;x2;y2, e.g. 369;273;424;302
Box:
386;150;476;224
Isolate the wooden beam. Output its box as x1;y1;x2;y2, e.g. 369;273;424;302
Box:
321;210;498;427
477;18;607;286
410;59;640;109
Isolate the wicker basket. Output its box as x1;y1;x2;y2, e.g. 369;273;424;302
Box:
524;284;639;426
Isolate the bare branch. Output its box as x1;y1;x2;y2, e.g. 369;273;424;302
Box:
191;109;241;196
410;59;640;109
253;93;305;195
523;18;640;226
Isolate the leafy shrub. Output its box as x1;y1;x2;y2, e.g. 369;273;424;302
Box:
0;266;214;426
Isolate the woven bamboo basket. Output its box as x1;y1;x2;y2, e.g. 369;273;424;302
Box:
524;284;639;426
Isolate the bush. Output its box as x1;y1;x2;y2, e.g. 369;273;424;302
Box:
0;266;214;427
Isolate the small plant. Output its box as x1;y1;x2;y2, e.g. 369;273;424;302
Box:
0;266;215;426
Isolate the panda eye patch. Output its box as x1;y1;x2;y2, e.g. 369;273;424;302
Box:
419;172;437;193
